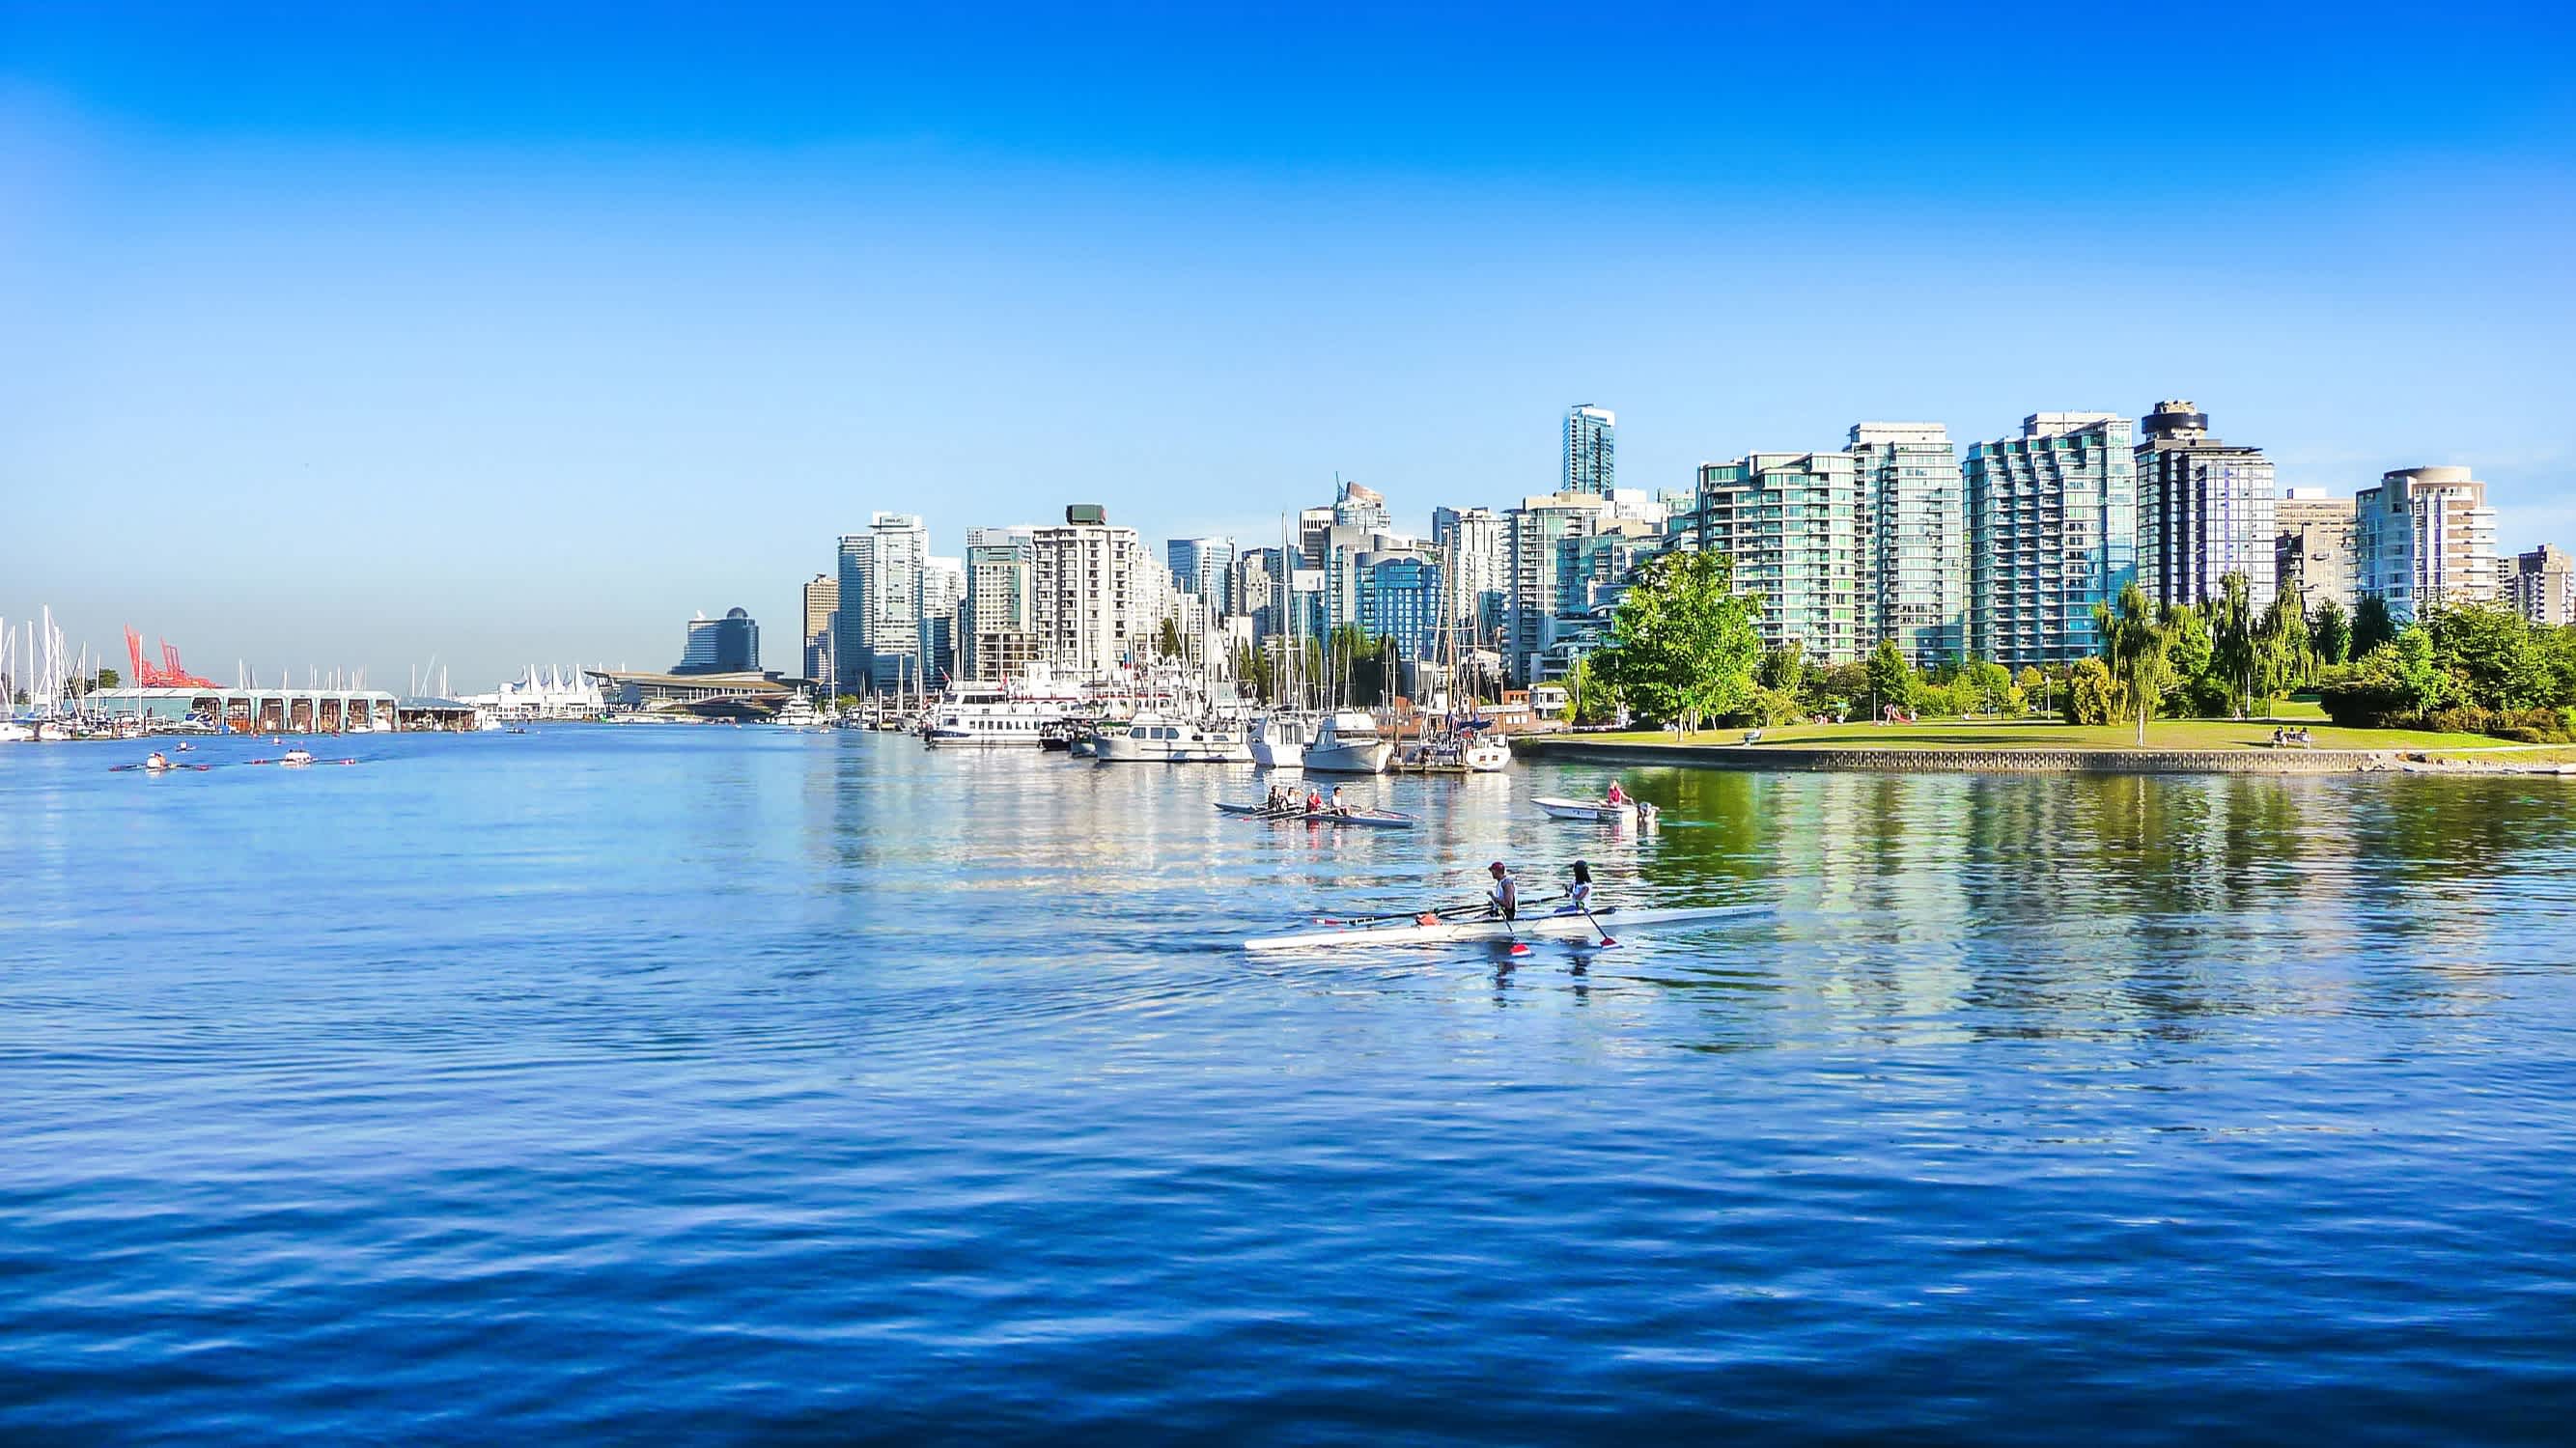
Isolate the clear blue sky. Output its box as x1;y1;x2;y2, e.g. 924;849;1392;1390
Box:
6;1;2572;687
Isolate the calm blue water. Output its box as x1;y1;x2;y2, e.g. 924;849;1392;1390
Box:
5;728;2575;1442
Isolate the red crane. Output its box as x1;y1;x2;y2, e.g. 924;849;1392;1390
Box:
126;627;218;689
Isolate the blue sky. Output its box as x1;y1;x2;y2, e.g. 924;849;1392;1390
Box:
5;1;2572;686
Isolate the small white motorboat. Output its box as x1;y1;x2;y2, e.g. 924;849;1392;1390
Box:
280;748;316;766
1532;795;1658;826
1302;710;1392;774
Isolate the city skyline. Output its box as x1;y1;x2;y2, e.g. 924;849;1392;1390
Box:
6;3;2572;684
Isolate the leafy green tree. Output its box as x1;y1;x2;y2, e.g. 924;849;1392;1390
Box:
1562;655;1617;726
2063;655;2125;726
2424;604;2547;710
94;667;120;691
2310;598;2351;667
1155;616;1185;661
1757;641;1807;697
2095;581;2177;744
2366;628;2454;716
2250;594;2310;711
1591;549;1762;732
2352;596;2397;656
1958;658;2019;717
1864;639;1914;716
2206;571;2256;716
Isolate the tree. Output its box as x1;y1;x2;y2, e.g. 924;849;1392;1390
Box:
94;667;120;691
2249;594;2309;713
2094;581;2177;744
2352;596;2397;656
2424;604;2548;710
1590;549;1762;732
2063;656;2125;725
1960;658;2019;717
1865;639;1914;717
2163;604;2214;714
1758;641;1807;698
2310;598;2351;667
1155;616;1185;662
1563;655;1617;726
2206;571;2256;717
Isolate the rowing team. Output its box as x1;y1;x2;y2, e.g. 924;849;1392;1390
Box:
1264;783;1358;818
1420;859;1596;926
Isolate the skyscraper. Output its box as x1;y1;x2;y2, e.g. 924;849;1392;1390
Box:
1563;404;1615;496
2274;487;2358;619
1030;504;1162;676
2506;544;2576;627
921;556;966;684
674;607;760;675
1332;482;1391;534
2135;401;2277;613
1690;452;1862;662
1165;537;1237;615
800;573;837;682
962;526;1037;682
1433;505;1508;648
2357;466;2498;619
1965;413;2139;668
838;512;928;693
1848;423;1964;667
1503;492;1610;682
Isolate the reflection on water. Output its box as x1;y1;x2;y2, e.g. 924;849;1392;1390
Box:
2;731;2573;1441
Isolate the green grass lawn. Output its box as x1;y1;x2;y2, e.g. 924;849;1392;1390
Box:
1580;717;2502;753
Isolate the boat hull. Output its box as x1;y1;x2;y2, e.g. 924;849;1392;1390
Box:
1302;739;1392;773
1215;802;1414;829
1246;904;1755;952
1532;795;1638;822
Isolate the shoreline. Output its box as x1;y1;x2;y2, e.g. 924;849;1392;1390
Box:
1516;736;2576;777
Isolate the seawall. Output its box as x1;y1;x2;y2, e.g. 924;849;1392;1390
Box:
1515;738;2407;775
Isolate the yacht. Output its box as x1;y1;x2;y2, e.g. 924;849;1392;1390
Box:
1093;712;1253;764
772;694;826;730
1248;712;1310;769
922;685;1068;748
0;720;32;743
1303;710;1392;774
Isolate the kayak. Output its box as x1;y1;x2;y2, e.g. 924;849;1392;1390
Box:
1245;903;1754;952
1533;795;1658;825
1216;801;1416;829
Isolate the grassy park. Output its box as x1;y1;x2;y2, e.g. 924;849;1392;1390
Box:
1577;716;2506;754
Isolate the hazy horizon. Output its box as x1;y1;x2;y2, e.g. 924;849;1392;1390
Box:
8;2;2572;687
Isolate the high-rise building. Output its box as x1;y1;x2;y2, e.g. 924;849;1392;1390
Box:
1332;482;1391;534
1503;492;1610;682
1848;423;1965;667
800;573;838;682
1233;547;1284;642
2135;401;2276;613
1433;505;1508;649
1296;507;1336;571
921;556;966;684
2506;544;2576;627
962;526;1038;682
2357;466;2499;620
1965;413;2139;668
1357;552;1442;661
835;513;929;692
674;607;760;675
1030;504;1162;676
1563;404;1615;496
1689;452;1863;662
2274;487;2358;619
1165;538;1237;615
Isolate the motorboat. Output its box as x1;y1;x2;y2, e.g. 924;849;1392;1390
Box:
1533;794;1659;826
1214;799;1414;829
0;721;32;743
1302;710;1392;774
1246;903;1753;952
1463;735;1510;772
280;748;316;766
1092;713;1253;764
1248;712;1310;769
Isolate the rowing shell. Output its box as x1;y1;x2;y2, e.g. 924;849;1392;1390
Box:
1215;801;1416;829
1245;903;1754;952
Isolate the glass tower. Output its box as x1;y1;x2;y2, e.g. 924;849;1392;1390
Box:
1563;404;1615;496
1848;423;1965;668
1965;413;2138;668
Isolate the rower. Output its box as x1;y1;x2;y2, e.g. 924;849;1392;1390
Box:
1486;861;1518;921
1606;779;1628;806
1556;860;1594;915
145;750;171;770
1304;789;1322;816
1330;785;1348;817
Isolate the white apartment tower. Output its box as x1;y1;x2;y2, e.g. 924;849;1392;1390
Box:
2135;401;2277;613
1030;505;1165;677
2356;466;2499;620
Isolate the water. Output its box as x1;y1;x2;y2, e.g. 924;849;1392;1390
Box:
5;728;2574;1442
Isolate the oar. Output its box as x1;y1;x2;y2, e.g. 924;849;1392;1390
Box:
1311;892;1561;927
1576;900;1617;948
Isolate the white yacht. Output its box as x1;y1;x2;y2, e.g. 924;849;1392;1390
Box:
0;720;33;743
1303;710;1392;774
1248;712;1310;769
922;685;1067;748
1093;712;1253;764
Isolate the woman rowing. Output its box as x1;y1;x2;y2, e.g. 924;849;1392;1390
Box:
1554;860;1595;915
1606;779;1628;807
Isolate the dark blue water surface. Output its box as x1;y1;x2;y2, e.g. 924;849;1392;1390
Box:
5;727;2575;1443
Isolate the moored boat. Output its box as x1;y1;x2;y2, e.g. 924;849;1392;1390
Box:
1093;712;1253;764
1303;710;1392;774
1248;712;1310;769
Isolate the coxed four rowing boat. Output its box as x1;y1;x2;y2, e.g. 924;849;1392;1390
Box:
1244;903;1755;952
